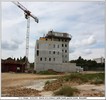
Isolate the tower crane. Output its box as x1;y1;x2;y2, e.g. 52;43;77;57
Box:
12;1;39;71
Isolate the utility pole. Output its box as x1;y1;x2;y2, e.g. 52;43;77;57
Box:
12;1;39;71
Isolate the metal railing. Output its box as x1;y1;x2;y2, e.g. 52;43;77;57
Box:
46;31;72;38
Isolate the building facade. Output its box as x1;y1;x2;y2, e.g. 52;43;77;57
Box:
34;31;80;72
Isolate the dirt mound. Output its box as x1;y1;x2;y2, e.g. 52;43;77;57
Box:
2;87;41;97
44;80;62;91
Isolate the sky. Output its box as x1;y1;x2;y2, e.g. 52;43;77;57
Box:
1;1;105;63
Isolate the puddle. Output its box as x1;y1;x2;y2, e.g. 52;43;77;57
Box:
24;79;56;91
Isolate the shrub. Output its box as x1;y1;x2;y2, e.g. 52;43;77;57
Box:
45;81;50;85
54;85;79;96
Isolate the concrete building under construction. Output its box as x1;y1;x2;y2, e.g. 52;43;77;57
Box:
34;30;83;72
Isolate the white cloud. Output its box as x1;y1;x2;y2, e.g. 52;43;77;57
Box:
1;41;18;50
69;48;105;60
82;49;92;55
70;35;96;50
11;38;23;45
82;35;96;45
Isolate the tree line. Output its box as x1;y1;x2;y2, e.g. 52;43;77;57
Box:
70;56;105;71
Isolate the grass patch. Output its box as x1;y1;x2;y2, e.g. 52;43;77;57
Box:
37;70;58;75
58;72;105;84
54;85;79;96
64;73;88;83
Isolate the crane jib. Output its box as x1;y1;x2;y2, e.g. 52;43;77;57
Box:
24;10;31;16
17;5;31;16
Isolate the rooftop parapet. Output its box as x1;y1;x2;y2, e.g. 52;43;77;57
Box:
45;30;72;40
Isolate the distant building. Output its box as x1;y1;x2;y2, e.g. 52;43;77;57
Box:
93;57;105;64
1;58;25;73
34;30;83;73
76;66;83;72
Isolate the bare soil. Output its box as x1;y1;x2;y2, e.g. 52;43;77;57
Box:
73;84;105;97
1;73;62;97
1;72;105;97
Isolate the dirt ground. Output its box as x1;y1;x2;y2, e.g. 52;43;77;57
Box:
1;72;105;97
1;73;63;97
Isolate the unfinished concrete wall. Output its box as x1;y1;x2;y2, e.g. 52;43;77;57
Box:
35;39;63;64
35;62;76;73
61;63;77;72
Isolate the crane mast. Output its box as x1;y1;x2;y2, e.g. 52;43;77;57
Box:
12;1;39;71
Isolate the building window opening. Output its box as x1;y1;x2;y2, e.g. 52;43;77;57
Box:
40;58;42;61
65;50;67;53
37;50;39;56
65;44;67;47
49;58;51;61
62;44;64;47
53;44;55;48
53;58;55;61
53;51;55;54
